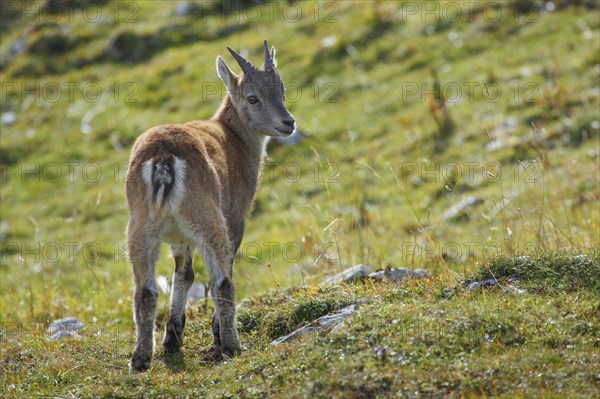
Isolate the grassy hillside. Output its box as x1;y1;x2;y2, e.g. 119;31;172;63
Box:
1;1;599;398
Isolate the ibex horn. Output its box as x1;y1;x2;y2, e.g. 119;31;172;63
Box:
263;40;275;70
226;47;255;74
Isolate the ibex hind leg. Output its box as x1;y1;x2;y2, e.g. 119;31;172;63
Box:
163;245;195;354
128;220;161;373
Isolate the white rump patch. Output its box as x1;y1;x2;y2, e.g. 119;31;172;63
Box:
142;160;153;190
168;157;187;210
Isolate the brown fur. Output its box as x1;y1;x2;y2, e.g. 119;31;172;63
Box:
126;43;295;373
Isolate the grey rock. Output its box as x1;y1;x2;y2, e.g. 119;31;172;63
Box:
47;317;83;334
315;304;358;328
48;330;82;341
271;304;358;345
157;277;208;302
466;279;496;291
270;326;317;345
321;264;372;285
157;276;208;302
1;112;17;126
173;1;198;16
10;36;27;57
443;195;484;222
483;189;519;219
485;117;518;151
368;268;431;281
321;36;338;48
329;321;347;334
47;317;83;341
505;285;526;295
187;283;208;302
411;176;424;187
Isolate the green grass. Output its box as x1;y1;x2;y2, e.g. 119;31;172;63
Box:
476;249;600;294
1;1;599;397
2;271;599;398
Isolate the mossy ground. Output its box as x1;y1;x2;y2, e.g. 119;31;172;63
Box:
2;253;599;398
1;1;599;398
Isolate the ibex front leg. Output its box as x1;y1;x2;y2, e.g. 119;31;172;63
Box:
128;220;161;373
211;271;240;358
163;245;195;354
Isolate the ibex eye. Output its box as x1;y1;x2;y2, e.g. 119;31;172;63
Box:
247;96;259;104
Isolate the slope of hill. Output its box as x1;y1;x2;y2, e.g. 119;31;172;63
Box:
0;1;598;397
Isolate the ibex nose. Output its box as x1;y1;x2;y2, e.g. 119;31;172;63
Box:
282;118;295;127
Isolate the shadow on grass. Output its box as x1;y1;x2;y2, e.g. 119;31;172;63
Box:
159;352;187;373
159;347;224;372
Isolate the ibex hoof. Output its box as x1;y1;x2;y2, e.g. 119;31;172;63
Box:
163;338;182;355
163;321;184;354
130;352;152;373
221;344;242;359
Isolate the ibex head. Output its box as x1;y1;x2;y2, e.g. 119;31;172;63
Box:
216;40;296;137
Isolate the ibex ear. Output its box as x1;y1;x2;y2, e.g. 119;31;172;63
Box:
216;56;238;92
271;47;277;67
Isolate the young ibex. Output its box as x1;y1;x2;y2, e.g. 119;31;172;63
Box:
125;41;295;372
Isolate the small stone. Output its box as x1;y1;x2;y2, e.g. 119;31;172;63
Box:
48;330;82;341
47;317;83;341
411;176;424;187
271;304;359;345
10;36;27;56
329;321;346;334
368;268;431;282
483;189;519;219
506;285;526;295
270;326;317;345
173;1;193;16
321;264;372;285
321;36;338;48
466;279;496;291
443;196;484;222
1;112;16;126
47;317;83;334
315;304;358;328
173;1;203;16
187;283;207;303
